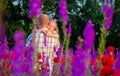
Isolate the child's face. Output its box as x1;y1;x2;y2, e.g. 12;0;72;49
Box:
48;21;55;31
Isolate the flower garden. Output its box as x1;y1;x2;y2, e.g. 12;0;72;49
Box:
0;0;120;76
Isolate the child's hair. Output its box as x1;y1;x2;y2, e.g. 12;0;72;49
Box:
51;20;58;33
51;20;60;47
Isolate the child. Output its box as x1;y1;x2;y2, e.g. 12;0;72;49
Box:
45;20;60;76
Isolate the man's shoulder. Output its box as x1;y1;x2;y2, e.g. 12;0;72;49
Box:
39;27;48;30
36;32;45;37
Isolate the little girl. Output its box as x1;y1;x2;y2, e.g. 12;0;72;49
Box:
45;20;60;75
46;20;60;57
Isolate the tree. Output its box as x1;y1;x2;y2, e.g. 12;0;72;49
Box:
4;0;120;48
0;0;6;42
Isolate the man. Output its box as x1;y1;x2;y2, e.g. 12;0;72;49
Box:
26;14;58;76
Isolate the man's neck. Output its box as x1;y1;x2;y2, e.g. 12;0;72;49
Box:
40;26;47;30
42;26;47;28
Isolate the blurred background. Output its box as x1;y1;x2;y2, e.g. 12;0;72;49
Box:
0;0;120;49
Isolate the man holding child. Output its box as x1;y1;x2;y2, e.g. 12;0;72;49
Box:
26;14;60;76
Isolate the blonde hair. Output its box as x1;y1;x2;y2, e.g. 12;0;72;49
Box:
51;20;58;33
51;20;60;47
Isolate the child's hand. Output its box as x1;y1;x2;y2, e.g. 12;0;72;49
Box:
42;30;51;36
45;32;51;37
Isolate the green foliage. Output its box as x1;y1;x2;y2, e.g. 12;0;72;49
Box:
106;0;120;47
5;22;23;47
4;0;120;48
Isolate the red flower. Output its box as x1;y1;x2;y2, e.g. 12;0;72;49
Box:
22;64;25;71
38;68;42;72
37;53;41;59
90;60;98;66
38;59;43;65
106;46;115;52
38;61;43;65
101;55;114;67
113;69;120;76
100;66;112;76
60;57;65;65
11;52;16;59
70;54;75;63
3;61;7;67
53;57;59;63
47;68;50;72
4;53;10;59
100;54;115;76
101;55;108;66
8;63;12;69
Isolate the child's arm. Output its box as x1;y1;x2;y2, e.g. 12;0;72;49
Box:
44;31;59;38
47;33;59;38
